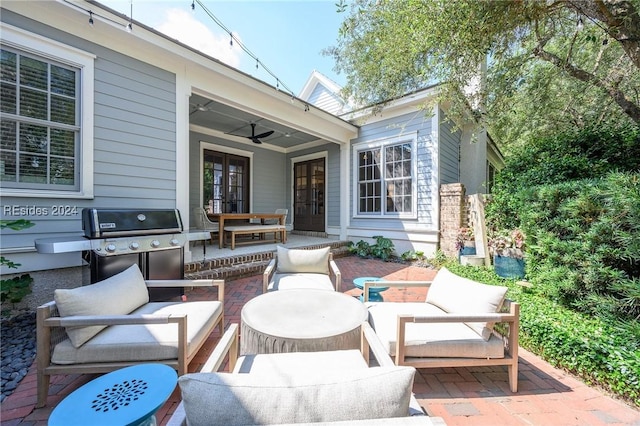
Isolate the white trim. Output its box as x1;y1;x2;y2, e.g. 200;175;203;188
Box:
0;24;95;199
431;106;441;235
198;141;255;210
289;151;329;232
351;132;418;219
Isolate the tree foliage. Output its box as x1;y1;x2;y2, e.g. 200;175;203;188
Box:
327;0;640;149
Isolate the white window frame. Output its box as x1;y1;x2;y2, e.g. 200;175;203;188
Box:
352;132;418;219
0;24;95;199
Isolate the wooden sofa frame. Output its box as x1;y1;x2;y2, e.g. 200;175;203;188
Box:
36;279;224;408
364;280;520;392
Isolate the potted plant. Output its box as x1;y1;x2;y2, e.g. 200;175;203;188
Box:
455;227;476;259
488;228;526;278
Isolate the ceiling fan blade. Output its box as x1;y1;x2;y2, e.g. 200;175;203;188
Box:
250;137;262;144
254;130;274;139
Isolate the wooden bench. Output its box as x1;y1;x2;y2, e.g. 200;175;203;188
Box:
224;224;286;249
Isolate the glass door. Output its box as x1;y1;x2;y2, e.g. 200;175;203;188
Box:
293;158;325;231
203;150;249;213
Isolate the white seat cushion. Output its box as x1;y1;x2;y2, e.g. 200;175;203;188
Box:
426;267;508;340
267;273;335;291
233;349;368;374
367;302;505;359
51;301;222;364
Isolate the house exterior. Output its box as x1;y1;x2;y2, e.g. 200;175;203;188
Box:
0;1;502;285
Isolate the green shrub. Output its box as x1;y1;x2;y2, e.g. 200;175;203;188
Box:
0;219;35;310
348;236;395;260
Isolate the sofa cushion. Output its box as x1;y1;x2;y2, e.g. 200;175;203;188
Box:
276;245;330;274
178;366;415;426
51;301;223;364
53;265;149;348
367;302;505;358
426;267;508;340
267;273;335;291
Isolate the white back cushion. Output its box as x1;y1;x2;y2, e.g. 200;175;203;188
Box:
426;267;507;340
179;366;415;425
276;245;330;274
54;265;149;348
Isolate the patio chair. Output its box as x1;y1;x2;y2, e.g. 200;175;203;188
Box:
35;265;225;407
167;322;446;426
192;207;218;245
263;245;341;292
365;267;520;392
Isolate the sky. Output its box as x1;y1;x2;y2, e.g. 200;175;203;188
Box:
98;0;347;95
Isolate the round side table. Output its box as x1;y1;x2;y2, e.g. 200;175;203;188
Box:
353;276;389;302
49;364;177;426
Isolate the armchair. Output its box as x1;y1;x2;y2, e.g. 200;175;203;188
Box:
167;322;447;426
36;265;225;407
365;267;519;392
263;245;341;292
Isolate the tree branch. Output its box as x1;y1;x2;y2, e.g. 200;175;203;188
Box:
532;44;640;123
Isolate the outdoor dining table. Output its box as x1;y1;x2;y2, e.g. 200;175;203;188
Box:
208;212;285;248
240;289;368;355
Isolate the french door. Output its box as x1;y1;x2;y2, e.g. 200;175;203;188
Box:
293;158;325;232
203;150;249;214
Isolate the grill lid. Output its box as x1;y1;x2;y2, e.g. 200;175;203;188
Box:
82;208;183;238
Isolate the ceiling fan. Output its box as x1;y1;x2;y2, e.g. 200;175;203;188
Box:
245;123;274;144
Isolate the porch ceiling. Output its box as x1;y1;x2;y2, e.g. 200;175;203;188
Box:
189;93;320;149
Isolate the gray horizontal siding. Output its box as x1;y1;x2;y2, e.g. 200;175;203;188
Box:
0;11;177;251
439;109;461;184
350;110;435;231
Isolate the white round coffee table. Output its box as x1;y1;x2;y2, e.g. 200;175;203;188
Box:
240;289;367;355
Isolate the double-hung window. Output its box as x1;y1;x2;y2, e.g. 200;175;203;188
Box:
0;25;94;198
354;133;417;217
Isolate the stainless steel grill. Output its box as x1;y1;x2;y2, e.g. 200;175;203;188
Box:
36;208;188;301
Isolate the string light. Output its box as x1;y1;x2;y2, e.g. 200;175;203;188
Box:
62;0;311;112
192;0;303;105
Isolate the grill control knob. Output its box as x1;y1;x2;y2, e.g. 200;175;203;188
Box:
170;238;180;246
129;242;140;250
105;244;117;253
150;240;161;248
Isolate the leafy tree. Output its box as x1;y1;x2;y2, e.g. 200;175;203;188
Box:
327;0;640;149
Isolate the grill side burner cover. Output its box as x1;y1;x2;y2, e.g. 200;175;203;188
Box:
82;208;183;238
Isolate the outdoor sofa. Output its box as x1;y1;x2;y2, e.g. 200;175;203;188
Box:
35;265;224;407
167;322;447;425
365;267;520;392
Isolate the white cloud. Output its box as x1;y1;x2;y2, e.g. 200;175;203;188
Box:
156;8;241;68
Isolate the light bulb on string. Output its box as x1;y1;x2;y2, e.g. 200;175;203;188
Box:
191;1;195;12
229;33;233;48
88;11;94;27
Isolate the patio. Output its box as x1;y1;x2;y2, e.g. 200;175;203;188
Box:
2;256;639;425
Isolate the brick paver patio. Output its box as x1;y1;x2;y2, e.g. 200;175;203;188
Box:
2;256;638;425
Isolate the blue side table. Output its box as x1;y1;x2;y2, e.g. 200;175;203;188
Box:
353;276;389;302
49;364;177;426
